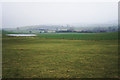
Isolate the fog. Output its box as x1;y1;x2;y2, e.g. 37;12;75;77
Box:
2;2;118;28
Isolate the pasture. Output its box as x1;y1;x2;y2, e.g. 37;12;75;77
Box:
36;32;119;40
2;32;119;78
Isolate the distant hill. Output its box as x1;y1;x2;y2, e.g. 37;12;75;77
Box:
2;24;119;33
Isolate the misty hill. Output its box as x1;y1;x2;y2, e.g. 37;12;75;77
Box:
2;24;118;33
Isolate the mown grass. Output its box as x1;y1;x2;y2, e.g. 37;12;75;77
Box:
36;32;119;40
2;33;119;78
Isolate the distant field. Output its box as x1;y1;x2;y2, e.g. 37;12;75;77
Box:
3;31;119;40
2;32;119;78
36;32;118;40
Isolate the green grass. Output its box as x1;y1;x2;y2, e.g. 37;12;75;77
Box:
36;32;119;40
2;32;119;78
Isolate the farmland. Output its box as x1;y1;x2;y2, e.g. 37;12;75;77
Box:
2;32;119;78
36;32;119;40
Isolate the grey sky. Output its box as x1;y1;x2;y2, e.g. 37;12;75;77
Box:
2;2;118;28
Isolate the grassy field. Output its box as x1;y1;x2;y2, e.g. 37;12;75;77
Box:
2;32;119;78
36;32;119;40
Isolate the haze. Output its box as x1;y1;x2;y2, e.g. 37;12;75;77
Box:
2;2;118;28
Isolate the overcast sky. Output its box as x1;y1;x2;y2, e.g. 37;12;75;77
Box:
2;1;118;28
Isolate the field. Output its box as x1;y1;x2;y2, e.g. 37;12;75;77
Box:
36;32;119;40
2;32;119;78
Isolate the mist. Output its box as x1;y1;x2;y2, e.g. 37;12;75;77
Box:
2;2;118;28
